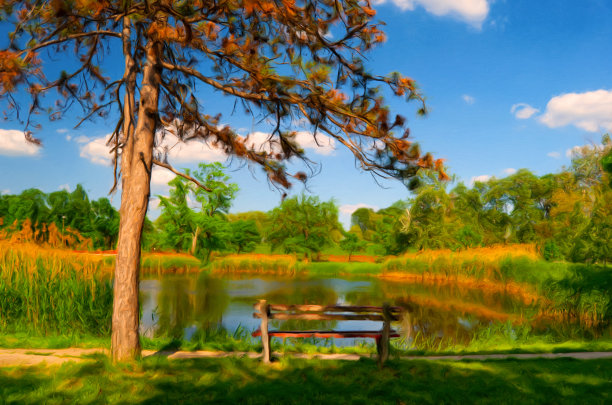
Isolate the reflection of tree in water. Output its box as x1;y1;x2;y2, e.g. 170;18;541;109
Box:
395;297;479;348
155;277;191;339
193;272;229;330
154;273;229;339
262;284;338;332
344;281;518;348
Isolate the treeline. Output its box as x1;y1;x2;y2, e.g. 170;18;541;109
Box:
349;135;612;264
0;185;119;250
1;136;610;264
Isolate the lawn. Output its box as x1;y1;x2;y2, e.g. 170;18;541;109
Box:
1;355;611;404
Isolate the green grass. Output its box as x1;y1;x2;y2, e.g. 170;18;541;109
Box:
302;261;382;276
1;355;611;404
0;250;113;336
140;255;202;273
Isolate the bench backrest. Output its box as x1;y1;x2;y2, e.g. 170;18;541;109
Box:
253;301;402;322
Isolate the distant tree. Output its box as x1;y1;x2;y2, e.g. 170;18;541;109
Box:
157;162;237;261
339;232;366;261
266;195;340;259
228;220;260;254
1;0;442;361
227;211;270;236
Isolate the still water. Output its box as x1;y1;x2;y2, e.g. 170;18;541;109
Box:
139;272;537;348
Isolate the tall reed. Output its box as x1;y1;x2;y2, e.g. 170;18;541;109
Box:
211;254;299;275
0;241;113;335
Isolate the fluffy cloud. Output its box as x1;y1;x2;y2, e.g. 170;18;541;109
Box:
510;103;540;120
502;168;516;175
1;189;10;195
539;89;612;132
470;174;491;185
462;94;475;105
242;131;335;156
151;166;176;186
80;136;112;165
58;184;71;192
547;151;561;159
79;130;335;167
0;129;40;157
156;133;227;163
377;0;489;27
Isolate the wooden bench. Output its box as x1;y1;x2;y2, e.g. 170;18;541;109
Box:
252;300;401;364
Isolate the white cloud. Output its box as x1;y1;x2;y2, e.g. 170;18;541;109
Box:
80;136;112;165
539;89;612;132
65;135;72;141
470;174;491;185
339;203;379;216
379;0;489;27
149;197;161;210
242;131;336;157
156;133;227;163
547;151;561;159
0;129;40;157
56;128;69;134
502;168;516;175
79;129;336;169
510;103;540;120
338;203;379;231
151;166;176;186
1;189;10;195
462;94;475;105
58;184;71;192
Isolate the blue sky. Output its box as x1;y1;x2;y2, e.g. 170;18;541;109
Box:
1;0;612;229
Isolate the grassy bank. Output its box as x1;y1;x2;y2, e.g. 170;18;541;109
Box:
2;355;611;404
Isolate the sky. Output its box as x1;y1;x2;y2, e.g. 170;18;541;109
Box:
1;0;612;229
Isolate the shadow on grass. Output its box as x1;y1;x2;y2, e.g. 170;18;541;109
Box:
1;356;611;404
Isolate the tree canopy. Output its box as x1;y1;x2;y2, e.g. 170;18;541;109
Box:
0;0;443;362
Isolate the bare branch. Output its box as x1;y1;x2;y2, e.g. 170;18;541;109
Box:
152;159;212;192
18;31;121;55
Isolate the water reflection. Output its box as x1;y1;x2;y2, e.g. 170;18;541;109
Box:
139;271;607;348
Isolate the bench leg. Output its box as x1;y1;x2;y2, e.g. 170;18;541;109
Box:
375;337;382;358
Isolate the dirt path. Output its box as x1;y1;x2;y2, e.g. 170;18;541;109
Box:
2;348;612;367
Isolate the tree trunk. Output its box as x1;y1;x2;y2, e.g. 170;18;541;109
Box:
190;226;200;255
111;36;161;363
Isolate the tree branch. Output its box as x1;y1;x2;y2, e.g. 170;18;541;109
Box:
18;31;122;55
152;159;212;192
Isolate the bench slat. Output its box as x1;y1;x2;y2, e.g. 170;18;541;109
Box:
254;304;402;313
252;329;400;339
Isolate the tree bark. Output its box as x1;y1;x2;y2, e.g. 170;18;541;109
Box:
111;33;161;362
190;225;200;255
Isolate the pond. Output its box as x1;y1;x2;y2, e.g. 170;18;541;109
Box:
139;271;545;348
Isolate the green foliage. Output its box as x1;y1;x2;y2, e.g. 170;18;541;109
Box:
0;185;119;249
155;163;238;261
227;220;260;253
339;233;366;260
0;251;112;336
266;195;341;258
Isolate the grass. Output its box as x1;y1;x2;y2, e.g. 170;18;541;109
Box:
0;242;113;336
211;253;299;275
1;355;611;404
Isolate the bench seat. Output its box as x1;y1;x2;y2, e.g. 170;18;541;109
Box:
252;329;400;339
